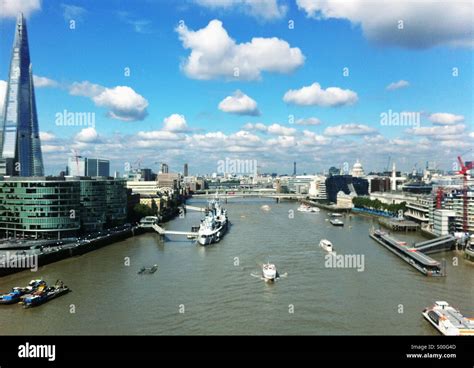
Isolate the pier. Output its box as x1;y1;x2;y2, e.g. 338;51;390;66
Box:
369;230;444;276
140;222;198;237
414;235;456;254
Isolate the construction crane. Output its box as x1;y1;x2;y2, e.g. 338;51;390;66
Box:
457;154;473;232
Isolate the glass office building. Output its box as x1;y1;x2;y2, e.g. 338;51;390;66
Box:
0;13;44;177
67;157;110;177
0;177;80;239
0;177;127;239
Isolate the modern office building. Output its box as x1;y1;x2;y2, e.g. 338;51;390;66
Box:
87;158;110;177
0;176;127;239
67;156;110;177
308;176;327;199
325;175;369;203
160;163;169;174
157;173;180;190
369;177;391;193
140;168;153;181
0;177;80;239
0;13;44;177
184;163;188;177
432;209;457;236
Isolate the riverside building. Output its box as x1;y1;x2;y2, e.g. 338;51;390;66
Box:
0;176;127;239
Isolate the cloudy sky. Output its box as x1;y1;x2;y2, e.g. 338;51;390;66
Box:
0;0;472;176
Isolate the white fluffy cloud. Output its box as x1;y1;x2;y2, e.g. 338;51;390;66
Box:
39;132;56;142
176;19;305;80
33;75;59;88
137;130;181;141
243;123;296;136
194;0;287;20
302;130;331;145
386;80;409;91
283;82;358;107
324;124;377;136
407;124;466;136
296;0;473;49
267;124;296;136
0;0;41;18
75;127;100;143
163;114;188;132
218;90;260;116
69;82;149;121
429;113;464;125
295;117;322;126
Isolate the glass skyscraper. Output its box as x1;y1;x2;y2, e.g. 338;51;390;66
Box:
0;13;44;177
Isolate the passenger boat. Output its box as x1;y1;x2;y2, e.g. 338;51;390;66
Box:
262;263;278;282
319;239;334;252
422;301;474;336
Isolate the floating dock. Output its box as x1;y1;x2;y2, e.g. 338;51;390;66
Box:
369;230;444;276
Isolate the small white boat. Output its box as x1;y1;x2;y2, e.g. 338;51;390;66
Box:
330;218;344;226
319;239;334;252
330;213;343;217
262;263;277;281
297;204;320;213
260;205;271;212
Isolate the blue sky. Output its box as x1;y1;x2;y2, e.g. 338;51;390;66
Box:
0;0;472;175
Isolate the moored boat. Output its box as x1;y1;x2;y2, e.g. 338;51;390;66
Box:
197;199;228;246
0;279;46;305
21;280;70;308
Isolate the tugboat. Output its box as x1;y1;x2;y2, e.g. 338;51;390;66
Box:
422;301;474;336
21;280;70;308
262;263;278;282
0;279;45;305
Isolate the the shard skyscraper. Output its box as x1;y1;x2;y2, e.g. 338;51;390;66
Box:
0;13;44;176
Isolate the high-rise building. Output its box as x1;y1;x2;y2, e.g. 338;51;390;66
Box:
160;163;169;174
0;176;127;239
67;156;110;177
184;163;188;177
325;175;369;203
0;13;44;177
293;162;296;176
87;158;110;177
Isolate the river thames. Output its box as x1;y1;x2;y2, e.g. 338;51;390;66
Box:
0;198;473;335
